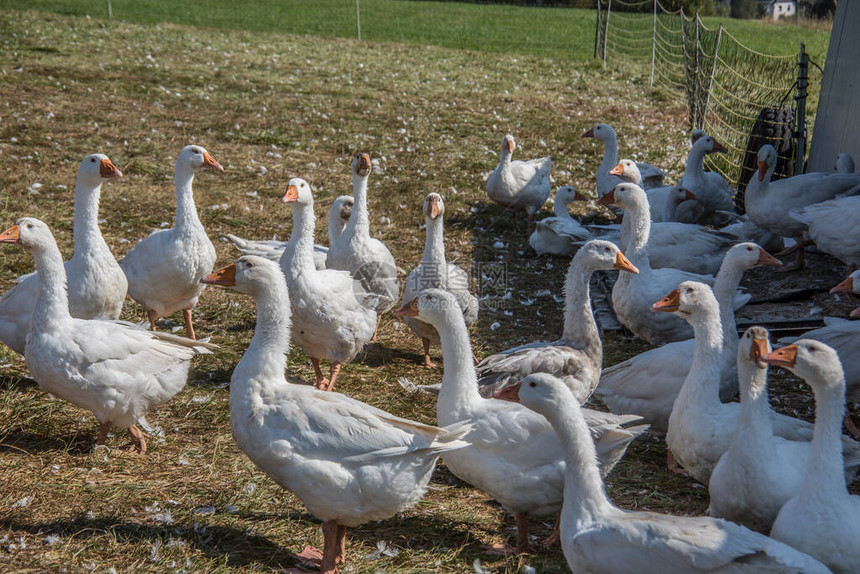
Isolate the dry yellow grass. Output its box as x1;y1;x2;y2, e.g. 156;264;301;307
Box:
0;8;855;574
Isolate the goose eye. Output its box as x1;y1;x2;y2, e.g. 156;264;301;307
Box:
808;346;816;353
245;262;254;268
528;381;536;388
686;287;694;294
747;246;753;251
90;157;96;163
27;223;33;229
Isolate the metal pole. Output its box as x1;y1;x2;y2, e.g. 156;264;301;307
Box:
603;0;612;67
650;0;657;87
594;0;601;59
355;0;361;41
702;25;722;130
694;16;701;127
795;42;808;175
108;0;112;19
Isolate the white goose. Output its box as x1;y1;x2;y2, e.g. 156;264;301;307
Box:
708;327;809;533
781;271;860;438
485;134;551;233
120;145;222;339
653;282;860;485
493;373;832;574
0;218;214;453
765;340;860;573
719;214;784;256
279;178;376;392
326;153;400;340
401;193;478;368
581;123;664;196
0;153;127;355
746;144;860;271
224;195;353;270
836;152;855;173
396;289;648;554
674;134;735;225
596;243;781;435
528;186;591;256
202;257;469;574
604;158;676;222
791;193;860;274
476;240;639;402
601;183;739;345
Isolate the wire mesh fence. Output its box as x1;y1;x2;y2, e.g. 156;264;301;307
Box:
596;0;819;199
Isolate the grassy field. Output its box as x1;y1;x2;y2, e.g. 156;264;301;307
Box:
0;0;832;61
0;6;854;574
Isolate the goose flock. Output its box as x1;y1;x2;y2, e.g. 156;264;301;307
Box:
2;125;860;574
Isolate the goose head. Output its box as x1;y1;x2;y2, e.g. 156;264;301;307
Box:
723;242;781;271
690;129;706;145
0;217;57;255
351;152;372;178
596;182;647;211
830;270;859;297
651;280;717;323
394;288;461;327
500;134;515;155
178;145;223;173
280;177;313;206
608;159;642;185
424;193;444;221
691;135;726;156
201;255;282;298
762;340;845;391
738;325;771;372
756;145;778;182
575;240;638;274
333;195;354;224
835;152;855;174
554;185;581;206
78;153;122;187
581;123;615;142
492;373;573;414
667;186;697;206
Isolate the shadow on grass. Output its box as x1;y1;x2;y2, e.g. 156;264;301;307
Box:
0;428;94;455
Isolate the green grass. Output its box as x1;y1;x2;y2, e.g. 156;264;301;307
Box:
0;0;830;62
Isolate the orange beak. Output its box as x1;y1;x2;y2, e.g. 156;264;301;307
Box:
762;344;798;369
281;185;299;203
393;298;419;317
614;251;639;274
202;151;224;172
682;189;697;201
712;140;727;153
608;163;624;177
0;225;20;244
750;338;769;367
201;263;236;286
756;249;782;267
99;158;123;179
830;276;854;295
427;198;441;220
652;289;681;313
757;160;768;182
505;139;515;153
851;307;860;319
596;189;616;206
581;128;594;138
355;153;372;176
493;381;521;402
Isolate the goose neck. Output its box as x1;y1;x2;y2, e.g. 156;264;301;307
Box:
30;241;72;334
422;216;446;272
436;312;482;423
235;282;293;389
735;363;774;439
560;258;601;364
663;193;682;222
345;174;371;237
802;381;849;496
281;203;318;281
685;143;707;185
713;259;744;339
553;200;574;220
174;166;203;231
72;178;108;256
598;134;619;178
680;306;724;405
544;391;614;525
621;198;651;262
328;208;347;245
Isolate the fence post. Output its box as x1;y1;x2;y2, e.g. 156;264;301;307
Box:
594;0;601;59
355;0;361;41
693;17;701;127
107;0;112;19
701;25;723;129
603;0;612;67
794;42;808;175
650;0;657;86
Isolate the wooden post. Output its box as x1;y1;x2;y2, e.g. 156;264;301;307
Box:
594;0;602;59
355;0;361;41
603;0;612;66
795;42;808;175
108;0;112;19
